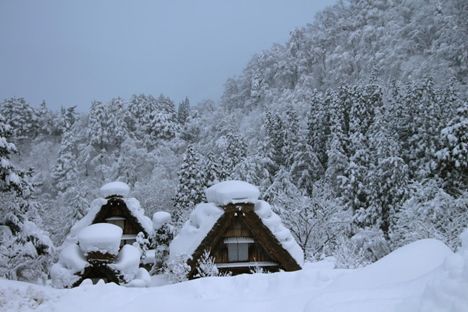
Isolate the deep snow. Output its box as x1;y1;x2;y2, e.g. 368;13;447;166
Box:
2;237;467;312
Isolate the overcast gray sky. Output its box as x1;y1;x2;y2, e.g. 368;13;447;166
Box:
0;0;334;111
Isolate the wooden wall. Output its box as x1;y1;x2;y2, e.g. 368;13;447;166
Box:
92;197;145;236
211;216;276;264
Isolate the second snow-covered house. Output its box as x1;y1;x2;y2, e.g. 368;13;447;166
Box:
170;180;304;278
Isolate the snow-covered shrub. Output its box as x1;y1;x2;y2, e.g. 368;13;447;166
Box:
151;211;174;274
194;250;219;278
0;205;54;282
393;180;468;250
250;263;267;274
335;228;390;269
165;254;191;283
133;232;150;262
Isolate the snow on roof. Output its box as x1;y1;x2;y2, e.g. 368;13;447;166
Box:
123;198;154;235
68;198;108;242
254;200;304;266
100;181;130;198
170;199;303;267
169;203;224;260
66;195;153;248
153;211;171;230
78;223;122;255
109;245;141;282
205;180;260;206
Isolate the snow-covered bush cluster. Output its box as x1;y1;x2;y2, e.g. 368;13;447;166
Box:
0;0;466;281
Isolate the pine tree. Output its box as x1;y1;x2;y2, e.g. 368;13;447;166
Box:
403;79;445;179
61;106;78;131
290;141;323;195
0;115;23;193
173;145;206;226
324;90;348;196
36;101;55;136
221;132;247;176
0;97;38;140
263;112;286;176
203;152;225;187
106;97;127;147
0;114;53;281
435;103;467;195
152;212;174;274
126;94;156;134
177;97;190;125
231;152;273;193
366;156;409;240
141;95;178;144
52;125;78;193
307;90;329;168
283;108;300;166
88;100;109;150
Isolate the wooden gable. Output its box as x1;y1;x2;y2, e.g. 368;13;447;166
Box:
186;203;301;278
91;196;148;242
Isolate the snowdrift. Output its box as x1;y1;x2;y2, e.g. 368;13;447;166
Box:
2;236;467;312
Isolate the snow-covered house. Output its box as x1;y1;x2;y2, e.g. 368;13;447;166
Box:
68;181;153;247
170;180;304;278
51;182;154;287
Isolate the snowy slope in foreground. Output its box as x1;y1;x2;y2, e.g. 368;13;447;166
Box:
1;238;466;312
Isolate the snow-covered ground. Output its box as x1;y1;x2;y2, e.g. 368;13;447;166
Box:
1;238;467;312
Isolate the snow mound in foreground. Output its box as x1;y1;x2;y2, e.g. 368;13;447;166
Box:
402;230;468;312
169;203;223;260
78;223;122;255
205;180;260;205
330;238;453;290
2;236;466;312
305;238;455;312
100;181;130;198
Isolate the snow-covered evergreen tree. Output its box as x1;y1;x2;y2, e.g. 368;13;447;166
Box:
52;125;78;193
0;114;53;281
435;103;467;195
195;250;220;278
88;100;110;150
152;212;174;274
0;97;38;140
177;97;190;125
173;145;206;227
106;97;128;147
203;152;225;187
290;141;322;195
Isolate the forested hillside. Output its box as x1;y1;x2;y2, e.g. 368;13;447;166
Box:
1;0;466;280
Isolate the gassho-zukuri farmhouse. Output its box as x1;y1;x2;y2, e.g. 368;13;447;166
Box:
51;180;304;287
